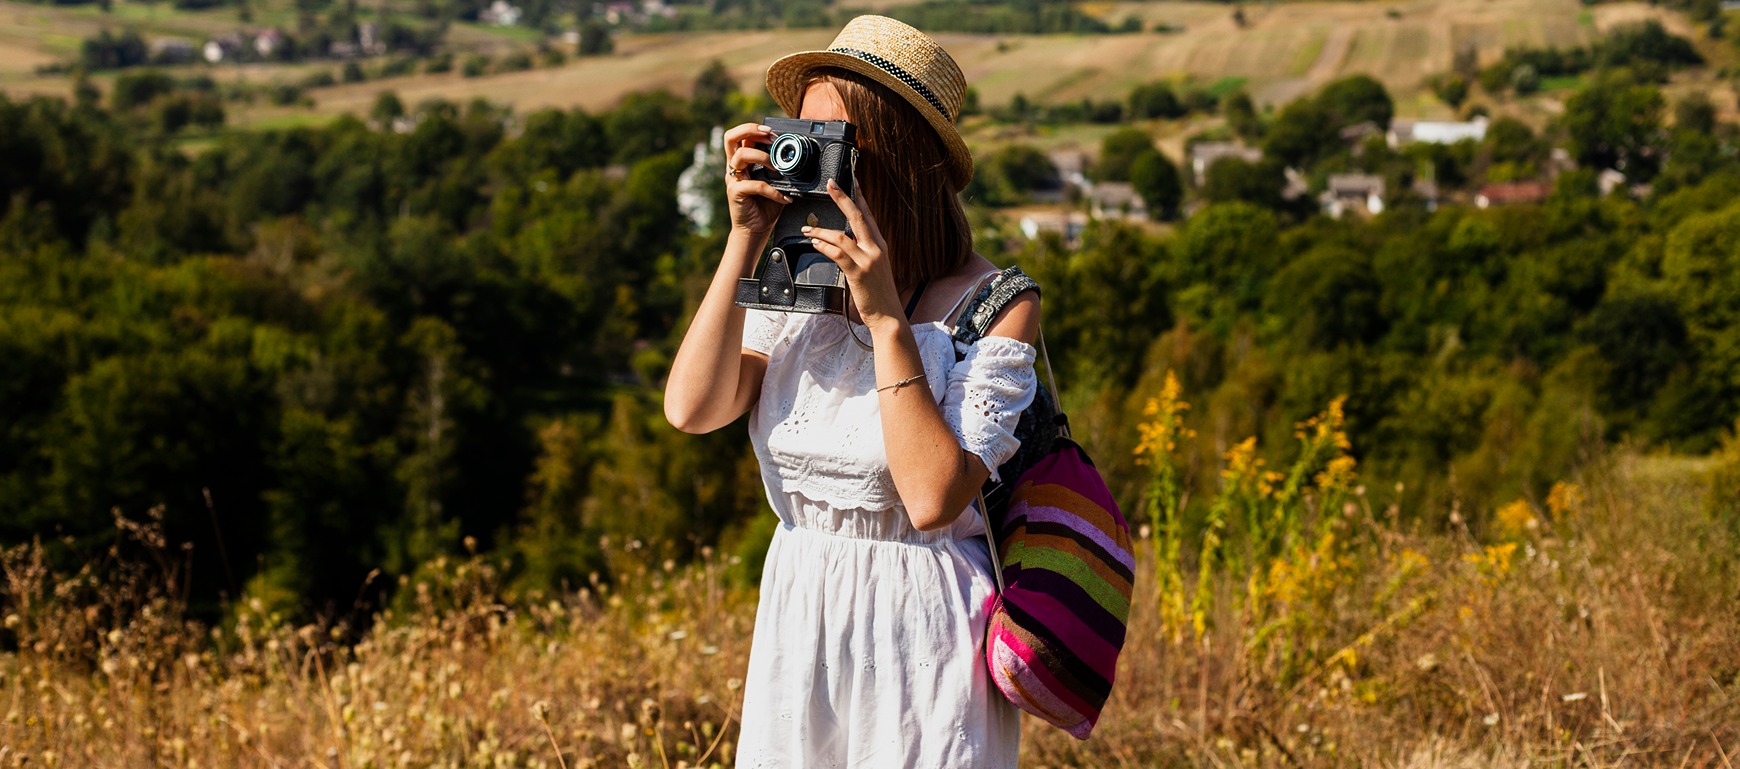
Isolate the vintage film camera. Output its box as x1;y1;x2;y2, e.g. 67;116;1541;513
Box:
734;117;859;315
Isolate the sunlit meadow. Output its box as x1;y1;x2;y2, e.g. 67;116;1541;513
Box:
3;377;1737;767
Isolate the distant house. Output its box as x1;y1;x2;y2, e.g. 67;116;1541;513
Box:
203;33;244;63
1018;211;1089;245
1412;178;1440;212
1321;174;1385;218
479;0;523;26
1340;121;1382;151
1046;149;1090;191
1283;167;1311;201
1189;141;1263;186
603;1;636;24
1388;116;1488;148
1598;169;1627;197
1089;182;1148;220
150;38;196;63
254;29;285;58
1028;176;1067;204
1548;147;1577;176
1475;180;1549;208
677;127;726;234
358;22;384;55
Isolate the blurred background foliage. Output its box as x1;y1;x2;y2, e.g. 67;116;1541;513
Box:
4;56;1740;625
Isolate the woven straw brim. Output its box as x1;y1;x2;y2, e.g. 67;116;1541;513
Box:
766;39;973;191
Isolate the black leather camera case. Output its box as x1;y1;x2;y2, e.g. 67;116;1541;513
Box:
734;196;852;314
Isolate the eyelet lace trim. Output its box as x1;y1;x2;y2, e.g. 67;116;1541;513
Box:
746;313;1037;512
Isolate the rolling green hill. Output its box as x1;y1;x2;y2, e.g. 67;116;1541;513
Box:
0;0;1704;134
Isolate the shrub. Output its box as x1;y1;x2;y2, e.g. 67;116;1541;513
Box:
1094;127;1157;182
111;69;175;110
1130;81;1187;120
300;70;338;89
497;51;534;73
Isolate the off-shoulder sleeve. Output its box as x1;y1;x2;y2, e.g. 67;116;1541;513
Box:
742;309;787;355
942;335;1039;482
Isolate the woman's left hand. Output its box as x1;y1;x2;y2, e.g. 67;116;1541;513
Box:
805;178;903;331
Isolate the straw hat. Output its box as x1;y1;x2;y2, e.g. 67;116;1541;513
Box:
766;15;973;191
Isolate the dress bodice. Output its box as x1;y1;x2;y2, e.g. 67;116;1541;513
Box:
742;309;1038;528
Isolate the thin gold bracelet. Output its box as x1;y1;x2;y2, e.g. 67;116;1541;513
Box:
876;373;926;393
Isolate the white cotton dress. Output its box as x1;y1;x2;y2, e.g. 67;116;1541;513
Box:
734;299;1038;769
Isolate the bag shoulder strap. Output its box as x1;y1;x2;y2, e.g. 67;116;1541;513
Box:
952;266;1040;347
980;491;1005;594
950;267;1064;432
943;269;1001;332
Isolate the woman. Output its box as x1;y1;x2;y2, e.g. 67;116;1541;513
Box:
664;16;1039;768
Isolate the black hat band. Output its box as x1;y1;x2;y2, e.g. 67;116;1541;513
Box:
829;47;951;120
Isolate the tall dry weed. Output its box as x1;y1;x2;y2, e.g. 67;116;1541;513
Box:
2;389;1737;767
2;517;755;768
1026;375;1740;768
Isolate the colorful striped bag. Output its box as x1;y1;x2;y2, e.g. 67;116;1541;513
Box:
952;267;1135;739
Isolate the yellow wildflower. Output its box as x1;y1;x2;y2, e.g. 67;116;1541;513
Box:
1133;372;1193;467
1315;455;1358;492
1223;437;1261;482
1294;395;1352;451
1493;499;1538;540
1392;548;1429;576
1546;481;1583;521
1462;542;1518;585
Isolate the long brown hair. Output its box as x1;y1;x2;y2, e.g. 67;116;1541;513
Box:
801;68;972;294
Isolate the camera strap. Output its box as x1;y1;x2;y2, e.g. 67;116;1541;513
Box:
902;280;928;321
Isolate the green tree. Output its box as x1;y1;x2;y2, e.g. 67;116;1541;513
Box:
691;59;739;127
1316;74;1394;128
1264;245;1384;348
968;143;1059;206
1129;81;1186;120
579;22;613;56
1130;149;1182;219
1510;64;1540;95
1224;90;1263;140
1200;157;1286;210
385;315;484;576
1563;73;1664;176
1093;127;1156;182
1169;201;1281;322
1674;92;1716;134
1432;74;1469;109
371;90;406;127
606;90;696;164
111;70;175;110
1263;98;1337;167
1577;290;1689;416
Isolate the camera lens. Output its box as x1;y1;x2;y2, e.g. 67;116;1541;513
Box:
769;133;815;176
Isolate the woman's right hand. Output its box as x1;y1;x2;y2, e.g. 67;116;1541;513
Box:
725;122;794;237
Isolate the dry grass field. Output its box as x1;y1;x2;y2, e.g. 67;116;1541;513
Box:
0;0;535;95
3;388;1738;767
0;0;1696;129
241;0;1689;126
